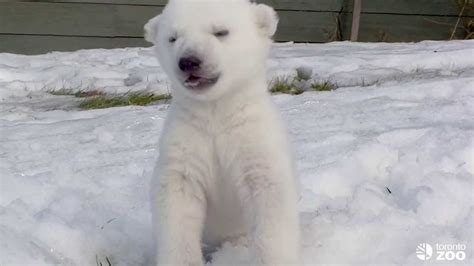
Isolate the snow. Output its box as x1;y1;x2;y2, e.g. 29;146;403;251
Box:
1;40;473;265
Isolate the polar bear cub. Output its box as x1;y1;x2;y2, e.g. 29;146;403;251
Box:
145;0;300;265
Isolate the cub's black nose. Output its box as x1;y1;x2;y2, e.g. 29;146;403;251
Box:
178;56;202;73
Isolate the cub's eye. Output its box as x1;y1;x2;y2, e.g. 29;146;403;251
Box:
214;30;229;38
169;36;177;43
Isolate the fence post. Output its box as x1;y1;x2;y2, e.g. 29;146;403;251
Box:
350;0;362;41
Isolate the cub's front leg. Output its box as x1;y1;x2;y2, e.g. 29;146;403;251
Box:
236;146;300;265
151;159;206;266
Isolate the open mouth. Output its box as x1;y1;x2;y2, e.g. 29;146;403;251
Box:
183;74;219;90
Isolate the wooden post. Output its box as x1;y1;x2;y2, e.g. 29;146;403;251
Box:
350;0;362;41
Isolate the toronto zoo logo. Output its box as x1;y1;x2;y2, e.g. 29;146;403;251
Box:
416;243;467;261
416;243;433;260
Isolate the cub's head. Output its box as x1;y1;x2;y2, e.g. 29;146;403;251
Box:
144;0;278;101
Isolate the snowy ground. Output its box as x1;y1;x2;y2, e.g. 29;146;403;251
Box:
1;41;473;265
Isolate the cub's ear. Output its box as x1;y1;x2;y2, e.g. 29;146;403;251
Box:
144;15;161;43
253;4;279;38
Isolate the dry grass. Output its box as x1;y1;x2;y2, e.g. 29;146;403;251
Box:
270;77;305;95
79;93;171;109
311;81;338;92
48;88;171;109
48;89;105;98
270;76;337;95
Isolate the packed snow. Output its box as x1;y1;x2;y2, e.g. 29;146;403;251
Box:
1;40;473;265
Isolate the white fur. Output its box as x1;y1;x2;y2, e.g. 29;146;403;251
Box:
145;0;299;265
